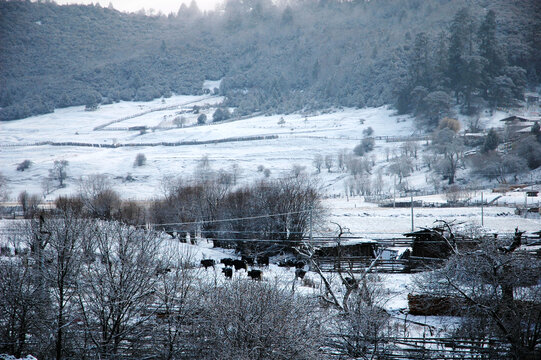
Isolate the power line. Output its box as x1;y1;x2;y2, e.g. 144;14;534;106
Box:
144;209;311;227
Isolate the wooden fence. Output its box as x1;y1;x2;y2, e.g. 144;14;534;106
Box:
324;335;511;359
0;135;279;148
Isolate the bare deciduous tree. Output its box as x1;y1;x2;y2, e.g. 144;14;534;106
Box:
313;154;323;173
49;160;69;188
415;234;541;359
195;280;324;360
0;172;8;201
30;209;94;360
78;174;121;219
325;154;334;172
432;128;464;185
18;191;41;219
152;245;200;360
0;253;48;357
76;222;162;358
388;156;413;183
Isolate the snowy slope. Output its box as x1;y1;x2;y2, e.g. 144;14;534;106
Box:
1;97;419;199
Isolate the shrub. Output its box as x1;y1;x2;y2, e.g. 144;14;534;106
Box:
482;128;500;153
353;144;365;156
197;113;207;125
16;160;32;171
212;108;231;122
134;153;146;167
438;117;461;133
354;138;375;156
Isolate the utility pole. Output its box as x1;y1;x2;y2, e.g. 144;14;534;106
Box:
410;194;414;232
309;207;313;244
393;176;396;209
481;192;484;226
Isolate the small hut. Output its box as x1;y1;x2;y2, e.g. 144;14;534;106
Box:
314;239;377;271
404;228;454;260
314;239;377;258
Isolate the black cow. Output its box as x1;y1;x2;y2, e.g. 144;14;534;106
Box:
343;277;358;287
200;259;215;269
220;258;234;267
222;267;233;279
232;259;247;271
278;259;305;268
156;266;172;276
256;255;269;266
247;269;262;280
295;268;306;280
242;255;255;266
278;259;296;268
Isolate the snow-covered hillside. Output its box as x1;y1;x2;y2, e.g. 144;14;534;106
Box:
1;95;421;199
2;96;540;221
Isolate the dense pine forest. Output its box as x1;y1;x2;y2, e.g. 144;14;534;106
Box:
1;0;540;122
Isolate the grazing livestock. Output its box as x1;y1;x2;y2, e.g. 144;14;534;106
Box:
256;255;269;266
156;266;172;276
222;267;233;279
343;277;357;287
232;259;248;271
295;268;306;280
242;255;255;266
278;259;304;268
200;259;215;269
247;269;262;280
220;258;235;267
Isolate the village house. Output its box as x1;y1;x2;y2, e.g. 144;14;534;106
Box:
499;115;541;141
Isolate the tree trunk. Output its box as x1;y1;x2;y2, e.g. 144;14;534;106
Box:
56;289;64;360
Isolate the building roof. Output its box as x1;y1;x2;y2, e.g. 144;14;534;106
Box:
499;115;541;123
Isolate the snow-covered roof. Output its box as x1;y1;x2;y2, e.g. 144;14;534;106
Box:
317;238;377;248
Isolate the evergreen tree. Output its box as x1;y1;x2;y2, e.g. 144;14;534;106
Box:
478;10;503;96
448;8;473;103
410;32;431;88
482;128;500;153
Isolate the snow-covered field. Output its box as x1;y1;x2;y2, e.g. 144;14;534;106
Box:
2;93;535;204
2;96;540;359
0;95;420;199
2;94;539;236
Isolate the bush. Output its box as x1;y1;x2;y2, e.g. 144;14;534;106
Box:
16;160;32;171
212;107;231;122
482;128;500;153
197;113;207;125
438;117;461;133
362;126;374;136
515;136;541;169
361;137;375;153
353;138;375;156
134;153;147;167
353;143;365;156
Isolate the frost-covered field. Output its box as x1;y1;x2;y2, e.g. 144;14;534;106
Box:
0;94;531;203
0;97;410;199
325;197;540;237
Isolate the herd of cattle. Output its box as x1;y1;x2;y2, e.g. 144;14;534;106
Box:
199;256;307;281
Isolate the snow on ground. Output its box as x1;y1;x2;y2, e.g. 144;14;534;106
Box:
1;101;418;199
323;197;540;237
2;98;540;354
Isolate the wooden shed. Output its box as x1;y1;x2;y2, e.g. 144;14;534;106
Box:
314;239;377;258
314;239;377;272
404;228;453;260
